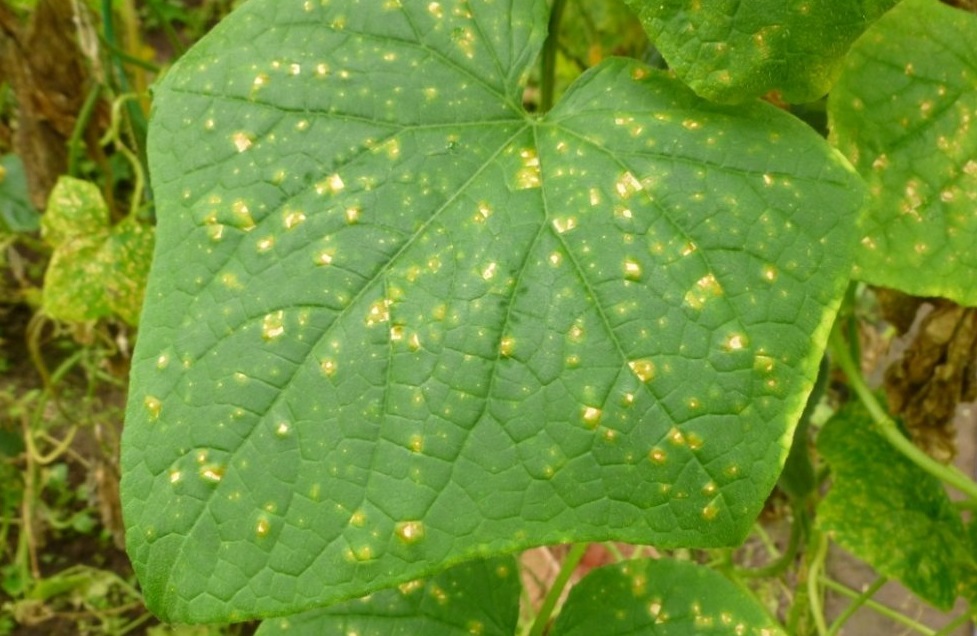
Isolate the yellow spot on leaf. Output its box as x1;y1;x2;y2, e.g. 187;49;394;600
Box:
582;406;602;428
262;311;285;341
628;359;655;382
395;521;425;543
231;132;253;153
144;396;162;421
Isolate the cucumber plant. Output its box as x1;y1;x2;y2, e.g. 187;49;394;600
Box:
121;0;977;632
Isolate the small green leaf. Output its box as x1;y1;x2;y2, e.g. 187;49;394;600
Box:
0;154;39;233
624;0;899;103
256;556;519;636
551;557;785;635
817;400;972;610
123;0;863;623
830;0;977;306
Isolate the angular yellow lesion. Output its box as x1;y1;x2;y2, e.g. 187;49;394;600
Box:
231;200;256;231
316;173;345;195
499;335;515;358
614;171;643;199
453;26;477;59
624;259;642;281
515;148;541;190
684;273;723;309
256;236;275;253
144;396;162;421
394;520;425;544
283;209;306;230
231;131;253;153
551;217;577;234
320;358;338;377
582;406;602;429
366;298;392;327
262;311;285;341
628;358;655;383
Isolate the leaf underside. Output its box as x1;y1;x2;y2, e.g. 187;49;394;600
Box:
830;0;977;306
624;0;899;104
122;0;863;622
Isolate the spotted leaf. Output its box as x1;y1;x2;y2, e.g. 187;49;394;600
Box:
830;0;977;306
41;177;155;324
256;556;518;636
551;557;785;635
623;0;899;103
122;0;864;623
817;400;975;610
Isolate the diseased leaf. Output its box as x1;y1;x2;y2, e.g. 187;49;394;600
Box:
41;177;112;322
256;556;519;636
40;176;155;324
817;400;974;610
830;0;977;306
551;557;785;635
624;0;899;103
122;0;864;623
43;236;113;322
41;176;109;247
102;218;156;325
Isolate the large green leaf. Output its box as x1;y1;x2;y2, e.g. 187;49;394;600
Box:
122;0;864;623
829;0;977;306
817;400;975;610
256;556;518;636
624;0;900;103
551;557;785;635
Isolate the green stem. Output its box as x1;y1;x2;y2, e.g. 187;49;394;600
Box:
828;327;977;501
67;83;103;177
734;514;802;579
933;612;972;636
101;94;147;219
820;577;935;635
827;576;886;636
807;532;830;636
528;543;588;636
540;0;568;113
144;0;187;56
98;34;162;73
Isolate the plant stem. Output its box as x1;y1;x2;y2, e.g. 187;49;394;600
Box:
933;612;972;636
827;576;886;636
734;515;802;579
820;577;936;635
528;543;588;636
828;327;977;501
540;0;568;113
807;532;830;636
67;83;103;177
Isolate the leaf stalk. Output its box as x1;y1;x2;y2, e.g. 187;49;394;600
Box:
540;0;568;113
